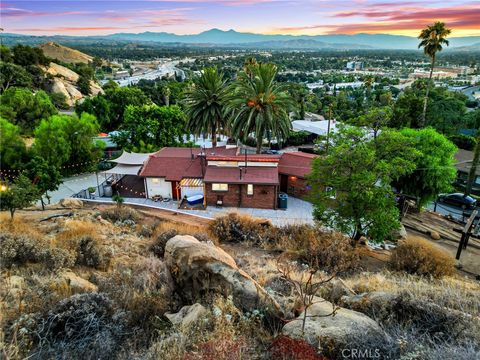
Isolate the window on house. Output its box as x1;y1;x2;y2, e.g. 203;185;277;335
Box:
212;183;228;191
152;178;160;184
247;184;254;195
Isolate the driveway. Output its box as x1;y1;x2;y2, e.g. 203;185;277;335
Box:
83;195;314;226
45;173;100;204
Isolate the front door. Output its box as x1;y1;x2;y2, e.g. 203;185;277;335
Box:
171;181;181;200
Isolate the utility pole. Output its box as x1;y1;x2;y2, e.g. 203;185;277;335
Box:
456;210;478;260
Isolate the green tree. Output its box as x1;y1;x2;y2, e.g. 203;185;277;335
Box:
75;95;112;130
0;46;13;62
184;67;227;148
393;128;457;207
465;134;480;196
0;62;33;92
0;118;29;171
309;127;418;243
418;22;451;126
0;174;40;219
25;157;62;210
349;106;392;142
228;62;294;153
12;45;49;67
0;87;57;133
105;87;149;131
113;104;186;150
33;113;103;173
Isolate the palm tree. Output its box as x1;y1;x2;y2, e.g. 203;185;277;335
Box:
227;63;294;154
184;67;227;148
418;21;451;127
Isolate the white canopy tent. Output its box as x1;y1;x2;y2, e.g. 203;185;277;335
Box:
103;164;142;176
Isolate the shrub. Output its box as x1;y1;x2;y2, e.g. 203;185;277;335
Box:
274;225;358;273
29;293;127;360
74;236;111;270
209;213;272;244
448;134;477;151
0;233;43;268
389;237;455;278
100;206;139;224
151;229;178;257
270;335;326;360
43;247;76;270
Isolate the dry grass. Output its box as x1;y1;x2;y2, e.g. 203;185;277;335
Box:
0;214;46;240
389;236;455;278
54;219;99;245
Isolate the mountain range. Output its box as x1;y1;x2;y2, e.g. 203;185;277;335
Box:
3;29;480;50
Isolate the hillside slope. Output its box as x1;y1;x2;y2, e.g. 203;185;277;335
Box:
39;42;93;64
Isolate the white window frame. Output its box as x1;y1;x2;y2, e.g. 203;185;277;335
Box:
247;184;254;196
212;183;228;191
151;178;160;184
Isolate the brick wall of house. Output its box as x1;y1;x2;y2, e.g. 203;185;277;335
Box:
205;183;277;209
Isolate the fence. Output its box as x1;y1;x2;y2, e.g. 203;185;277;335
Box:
73;174;117;199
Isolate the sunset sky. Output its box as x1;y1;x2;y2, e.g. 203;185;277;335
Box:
1;0;479;37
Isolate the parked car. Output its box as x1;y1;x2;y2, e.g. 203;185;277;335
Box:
438;193;477;209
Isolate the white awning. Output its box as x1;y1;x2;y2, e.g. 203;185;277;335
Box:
292;120;339;136
111;151;154;165
104;164;142;175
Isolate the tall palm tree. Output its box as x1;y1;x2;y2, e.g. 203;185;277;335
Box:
227;63;294;154
418;21;451;127
184;67;227;148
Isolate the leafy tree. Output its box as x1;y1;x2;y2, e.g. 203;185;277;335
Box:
113;104;186;150
49;92;70;110
461;109;480;130
104;87;149;131
349;106;392;142
0;88;57;133
77;75;91;95
75;95;112;130
465;134;479;196
25;156;62;210
33;113;103;173
418;22;451;126
0;174;40;219
102;80;119;92
12;45;50;67
0;62;33;92
228;62;294;153
0;118;29;170
393;128;457;207
0;46;13;62
184;67;228;148
309;127;418;243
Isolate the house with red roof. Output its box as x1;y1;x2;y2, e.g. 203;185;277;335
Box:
137;146;316;209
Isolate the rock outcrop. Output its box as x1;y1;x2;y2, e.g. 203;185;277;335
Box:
282;297;383;349
45;62;80;82
164;235;282;317
60;271;98;293
59;198;83;209
165;303;208;328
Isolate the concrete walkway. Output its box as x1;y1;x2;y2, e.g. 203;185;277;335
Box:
84;196;314;226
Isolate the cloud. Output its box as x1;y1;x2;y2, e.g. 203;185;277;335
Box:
276;3;480;34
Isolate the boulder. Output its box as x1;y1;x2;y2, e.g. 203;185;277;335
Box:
164;235;282;316
64;82;83;102
165;303;208;328
392;224;408;240
51;78;73;105
327;279;356;303
46;62;80;82
60;271;98;292
430;231;441;240
340;291;397;311
282;297;383;349
59;198;83;209
89;80;104;96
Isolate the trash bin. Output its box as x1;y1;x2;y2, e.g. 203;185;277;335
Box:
278;192;288;209
103;184;113;197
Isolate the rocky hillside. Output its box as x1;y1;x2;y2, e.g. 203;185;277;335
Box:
41;62;103;106
39;42;93;64
1;203;479;359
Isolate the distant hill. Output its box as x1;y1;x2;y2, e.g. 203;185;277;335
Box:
3;29;480;50
450;42;480;52
39;42;93;64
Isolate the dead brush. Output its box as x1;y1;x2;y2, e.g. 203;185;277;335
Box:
389;236;455;278
209;212;272;245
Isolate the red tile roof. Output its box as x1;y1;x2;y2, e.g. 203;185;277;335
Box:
204;166;279;185
207;154;281;162
278;152;317;178
139;146;238;180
